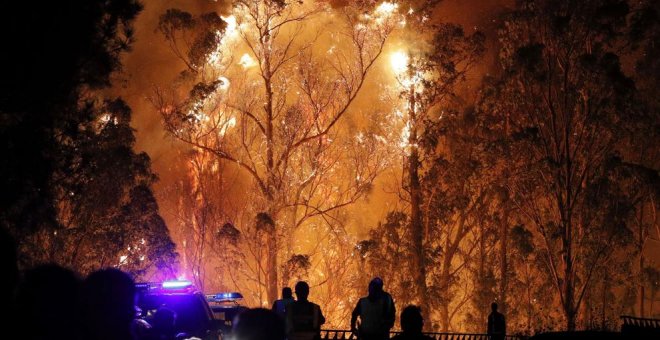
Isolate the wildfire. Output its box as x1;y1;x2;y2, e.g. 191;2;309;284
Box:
375;2;399;18
390;50;408;75
398;119;413;149
361;1;404;27
209;15;244;65
222;15;238;37
238;53;256;69
217;76;230;91
166;0;415;324
219;116;237;136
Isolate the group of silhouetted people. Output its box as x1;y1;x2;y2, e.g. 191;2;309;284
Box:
264;277;481;340
7;264;143;340
258;281;326;340
2;227;506;340
264;276;507;340
1;228;153;340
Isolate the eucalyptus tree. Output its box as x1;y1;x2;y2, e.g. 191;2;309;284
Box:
155;1;397;303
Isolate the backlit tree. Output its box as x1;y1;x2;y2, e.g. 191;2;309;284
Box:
154;1;397;303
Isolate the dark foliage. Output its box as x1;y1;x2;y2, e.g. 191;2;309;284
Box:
0;0;178;277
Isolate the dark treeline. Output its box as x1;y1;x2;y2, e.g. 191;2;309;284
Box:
0;0;178;278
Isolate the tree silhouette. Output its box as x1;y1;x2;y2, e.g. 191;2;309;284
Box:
390;17;485;329
0;0;178;276
479;0;655;330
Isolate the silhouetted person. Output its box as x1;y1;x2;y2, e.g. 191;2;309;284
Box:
232;308;286;340
79;268;137;340
286;281;325;340
272;286;295;319
391;305;433;340
487;302;506;340
351;277;396;340
15;264;81;340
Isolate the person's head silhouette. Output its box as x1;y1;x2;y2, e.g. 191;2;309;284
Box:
491;302;498;313
79;268;136;340
232;308;286;340
400;305;424;334
294;281;309;301
282;287;293;299
16;264;81;340
368;277;384;299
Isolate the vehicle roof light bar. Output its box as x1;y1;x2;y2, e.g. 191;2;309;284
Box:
207;292;244;301
162;280;193;289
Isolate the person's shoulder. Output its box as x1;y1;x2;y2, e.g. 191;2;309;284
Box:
296;300;316;308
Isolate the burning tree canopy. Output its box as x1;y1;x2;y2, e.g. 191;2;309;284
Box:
143;0;659;332
1;0;659;335
153;0;399;305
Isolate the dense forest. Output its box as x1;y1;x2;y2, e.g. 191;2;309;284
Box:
1;0;658;335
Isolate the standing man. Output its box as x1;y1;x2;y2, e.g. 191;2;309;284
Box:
487;302;506;340
272;287;295;319
286;281;325;340
351;277;396;340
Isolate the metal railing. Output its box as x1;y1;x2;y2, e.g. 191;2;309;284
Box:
320;329;524;340
620;315;660;334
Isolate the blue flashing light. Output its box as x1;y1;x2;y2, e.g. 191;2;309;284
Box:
210;292;243;300
162;280;193;289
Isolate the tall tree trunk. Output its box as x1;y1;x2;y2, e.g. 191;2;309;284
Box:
499;208;509;313
525;264;533;333
266;220;278;305
639;205;645;317
563;220;577;331
601;280;607;330
408;83;428;325
563;257;577;330
479;222;487;327
500;109;511;314
262;25;279;306
440;297;450;332
440;256;452;332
